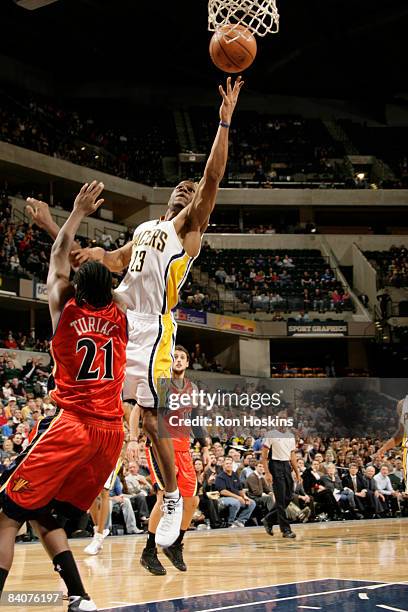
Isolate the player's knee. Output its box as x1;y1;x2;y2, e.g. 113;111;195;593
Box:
31;512;60;535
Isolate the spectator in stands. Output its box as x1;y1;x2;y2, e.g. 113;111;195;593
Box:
125;461;153;498
0;439;14;462
301;272;313;288
108;475;143;534
303;289;311;311
4;332;17;350
373;464;400;516
246;461;276;516
321;269;335;285
342;463;370;515
238;453;256;484
190;343;208;371
321;463;362;518
115;232;127;249
313;288;326;312
303;459;338;519
215;457;256;528
330;289;343;312
215;266;227;284
364;466;386;517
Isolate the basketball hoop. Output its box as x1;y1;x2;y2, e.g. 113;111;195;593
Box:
208;0;280;40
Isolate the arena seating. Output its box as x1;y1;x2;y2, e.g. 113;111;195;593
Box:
364;246;408;287
3;89;408;188
189;108;350;186
340;121;408;188
180;246;354;315
0;91;177;186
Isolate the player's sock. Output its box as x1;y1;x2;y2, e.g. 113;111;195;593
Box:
146;531;156;551
53;551;88;598
174;529;186;545
0;567;9;592
165;488;180;499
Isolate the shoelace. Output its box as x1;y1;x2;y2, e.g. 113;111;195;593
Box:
159;497;178;528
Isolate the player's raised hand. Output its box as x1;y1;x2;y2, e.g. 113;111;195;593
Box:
73;181;105;217
219;76;244;124
70;246;105;267
26;198;54;231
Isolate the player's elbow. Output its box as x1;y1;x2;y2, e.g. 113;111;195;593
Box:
204;167;223;185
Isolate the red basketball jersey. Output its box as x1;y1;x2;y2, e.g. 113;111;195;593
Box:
169;378;196;452
50;298;127;421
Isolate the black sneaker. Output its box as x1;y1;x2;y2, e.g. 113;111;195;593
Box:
261;518;273;536
140;546;167;575
163;542;187;572
282;530;296;539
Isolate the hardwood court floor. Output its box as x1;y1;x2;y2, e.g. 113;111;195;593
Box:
6;518;408;611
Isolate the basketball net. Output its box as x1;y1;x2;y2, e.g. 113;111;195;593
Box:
208;0;280;40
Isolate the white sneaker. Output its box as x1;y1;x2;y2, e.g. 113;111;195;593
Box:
67;596;97;611
155;495;183;547
83;529;109;555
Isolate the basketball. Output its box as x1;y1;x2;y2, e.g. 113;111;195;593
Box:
209;24;257;73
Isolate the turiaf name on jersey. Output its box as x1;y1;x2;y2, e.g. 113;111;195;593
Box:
70;317;119;337
133;229;169;252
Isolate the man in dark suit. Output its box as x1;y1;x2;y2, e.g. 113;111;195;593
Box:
342;463;369;514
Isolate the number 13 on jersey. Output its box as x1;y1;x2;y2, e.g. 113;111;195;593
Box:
130;249;146;273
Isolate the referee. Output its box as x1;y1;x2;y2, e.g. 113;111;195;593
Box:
261;424;301;538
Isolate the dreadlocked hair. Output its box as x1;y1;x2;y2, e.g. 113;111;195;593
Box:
73;261;113;309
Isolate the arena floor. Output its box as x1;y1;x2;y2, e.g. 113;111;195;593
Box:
7;518;408;611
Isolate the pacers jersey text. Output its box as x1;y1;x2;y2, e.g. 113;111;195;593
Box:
50;298;127;421
115;219;196;314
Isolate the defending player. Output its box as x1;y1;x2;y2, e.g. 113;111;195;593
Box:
28;76;244;547
140;345;210;575
0;182;127;612
376;396;408;493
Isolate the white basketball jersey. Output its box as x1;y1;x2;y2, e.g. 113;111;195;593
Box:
115;219;196;314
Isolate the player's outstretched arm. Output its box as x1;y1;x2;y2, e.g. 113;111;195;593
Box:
71;241;133;273
26;197;82;252
47;181;105;331
376;399;405;459
175;77;244;251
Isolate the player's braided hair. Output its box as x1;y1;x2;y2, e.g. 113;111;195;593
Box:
73;261;112;309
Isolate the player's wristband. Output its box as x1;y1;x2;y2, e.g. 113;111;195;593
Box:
219;120;230;128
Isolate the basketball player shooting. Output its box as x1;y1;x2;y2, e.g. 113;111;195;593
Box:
0;182;128;612
26;75;243;548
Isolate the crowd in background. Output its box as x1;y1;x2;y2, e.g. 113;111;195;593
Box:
1;90;408;190
179;244;353;316
365;246;408;288
0;93;174;186
1;376;406;538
